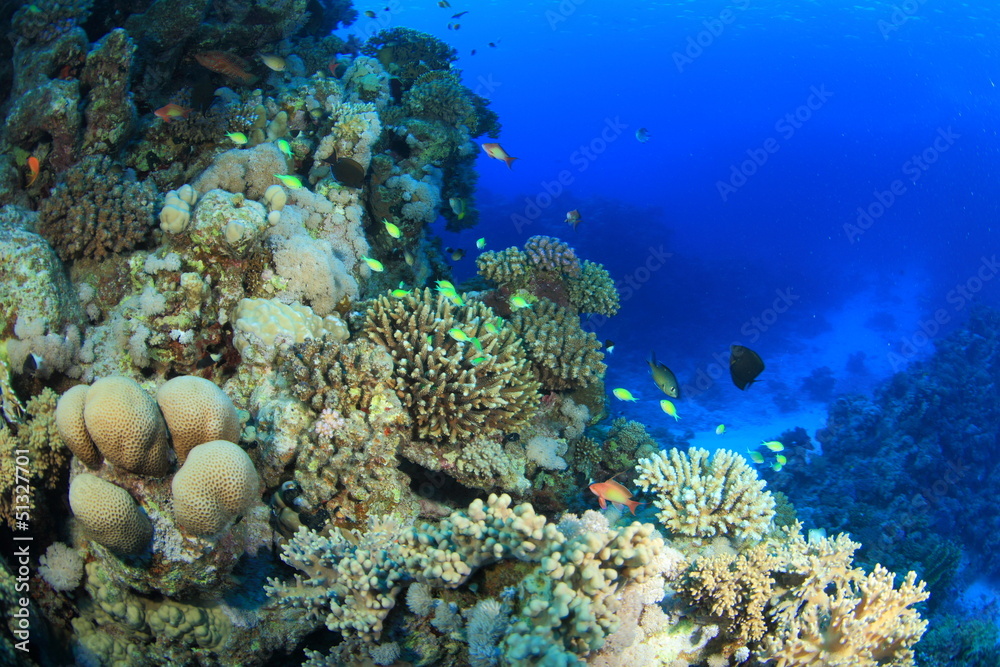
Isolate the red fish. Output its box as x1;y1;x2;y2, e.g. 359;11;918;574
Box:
482;142;518;169
25;156;40;186
589;478;643;515
194;51;258;84
154;104;191;123
565;209;582;231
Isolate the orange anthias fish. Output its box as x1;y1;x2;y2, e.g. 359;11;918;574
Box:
481;142;518;169
25;156;39;186
565;209;582;231
194;51;258;84
154;104;191;123
589;478;643;515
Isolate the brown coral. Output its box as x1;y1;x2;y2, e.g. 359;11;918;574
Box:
365;288;540;444
37;155;157;261
524;235;580;276
567;260;620;317
476;247;531;290
509;298;605;391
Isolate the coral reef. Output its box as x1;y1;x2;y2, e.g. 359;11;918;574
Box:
509;297;606;391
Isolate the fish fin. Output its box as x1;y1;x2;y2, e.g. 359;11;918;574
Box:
597;497;607;509
623;500;644;516
503;156;518;169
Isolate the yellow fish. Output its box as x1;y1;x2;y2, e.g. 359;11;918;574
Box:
259;53;286;72
613;388;637;402
448;328;471;342
274;174;304;188
748;450;765;464
648;351;680;398
510;295;531;310
660;399;679;421
362;257;384;272
476;237;486;249
276;139;293;158
383;219;401;239
775;454;787;465
391;289;410;297
225;131;248;145
762;440;784;452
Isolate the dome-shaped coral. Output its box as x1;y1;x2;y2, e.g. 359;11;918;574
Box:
69;473;152;555
171;440;260;537
156;376;241;464
82;376;170;477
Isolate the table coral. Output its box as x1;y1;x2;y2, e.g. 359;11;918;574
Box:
37;155;157;261
635;447;776;542
365;288;540;445
509;297;605;391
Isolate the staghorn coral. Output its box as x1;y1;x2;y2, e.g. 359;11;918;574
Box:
37;155;157;261
365;288;540;445
509;297;605;391
635;447;776;541
567;259;620;317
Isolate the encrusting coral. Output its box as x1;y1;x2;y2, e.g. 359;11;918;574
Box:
365;288;540;445
635;447;776;541
509;297;606;391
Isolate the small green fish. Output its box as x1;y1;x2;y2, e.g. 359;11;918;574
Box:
436;280;456;291
448;328;471;342
771;461;784;472
274;174;304;188
510;295;531;310
660;399;680;421
763;440;784;452
775;453;787;465
226;132;248;145
476;237;486;249
276;139;293;158
715;424;726;435
404;249;415;266
391;289;411;297
447;293;465;306
426;335;433;345
613;388;637;402
362;256;384;272
484;322;498;334
748;450;765;464
27;4;41;13
471;337;483;352
470;356;488;365
383;218;401;239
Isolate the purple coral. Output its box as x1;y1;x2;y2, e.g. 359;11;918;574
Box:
524;235;581;277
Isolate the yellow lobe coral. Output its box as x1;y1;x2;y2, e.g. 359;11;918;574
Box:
634;447;775;541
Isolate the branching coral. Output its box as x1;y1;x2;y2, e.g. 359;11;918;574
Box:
635;448;775;541
567;260;620;317
475;247;532;291
364;288;540;444
37;155;157;261
509;298;605;391
524;235;580;276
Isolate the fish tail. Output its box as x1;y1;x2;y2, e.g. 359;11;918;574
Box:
503;156;518;169
624;499;644;515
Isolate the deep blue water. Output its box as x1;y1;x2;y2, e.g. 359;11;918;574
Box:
341;0;1000;433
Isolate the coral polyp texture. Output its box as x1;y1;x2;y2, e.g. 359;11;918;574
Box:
509;297;606;391
171;440;260;536
635;447;776;541
364;288;540;444
69;473;152;555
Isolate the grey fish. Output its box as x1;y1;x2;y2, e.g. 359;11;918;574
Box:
648;351;680;398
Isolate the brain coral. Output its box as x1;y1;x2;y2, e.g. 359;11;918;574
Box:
54;383;102;468
171;440;259;536
81;376;170;477
635;447;775;541
365;288;540;444
69;473;152;555
37;155;157;261
509;298;605;391
155;376;241;464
